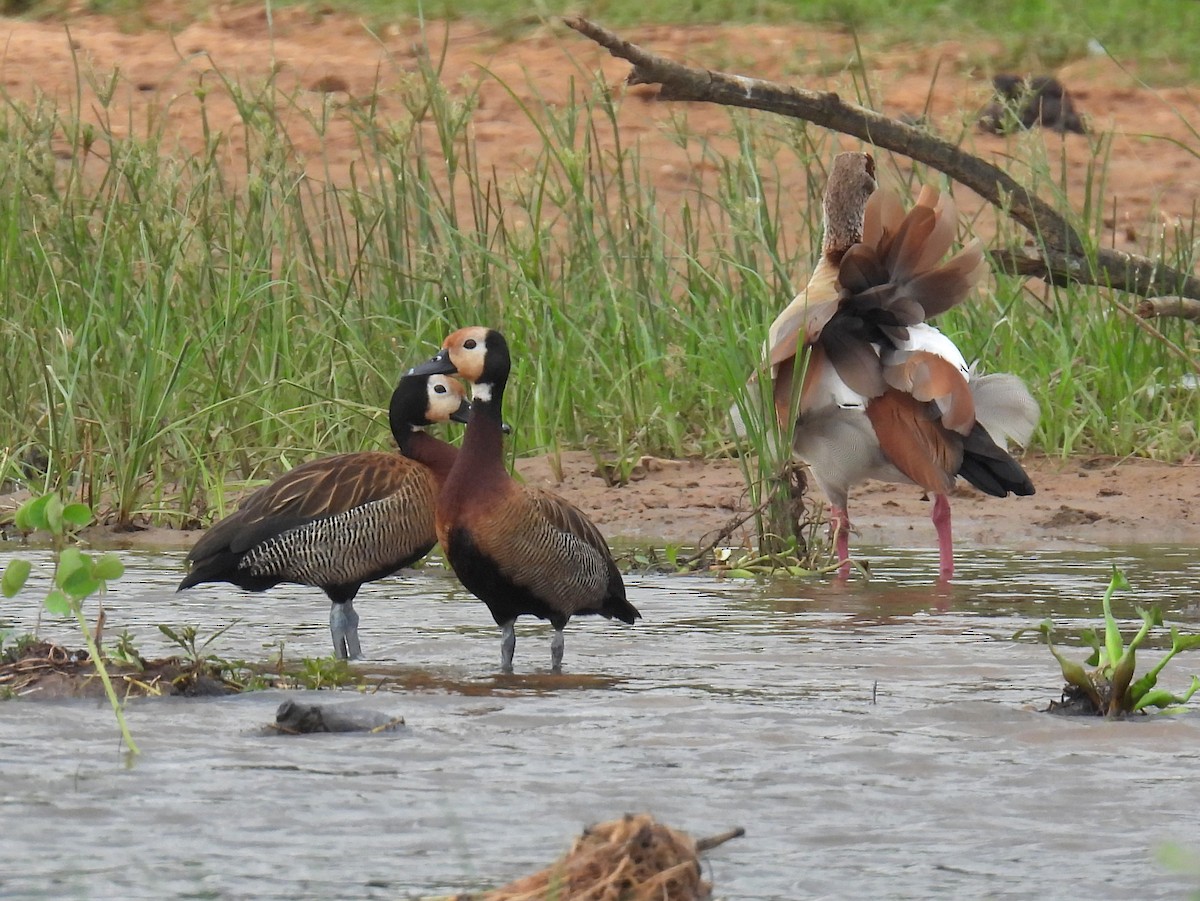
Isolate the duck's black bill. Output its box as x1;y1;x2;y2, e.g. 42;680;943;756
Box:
406;350;456;378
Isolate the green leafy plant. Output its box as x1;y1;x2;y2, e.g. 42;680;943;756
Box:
157;622;239;667
294;656;358;690
104;629;145;670
150;631;361;692
1025;567;1200;717
1;494;135;752
710;540;845;580
153;622;275;693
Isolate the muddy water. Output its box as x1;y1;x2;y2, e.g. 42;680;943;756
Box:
2;545;1199;900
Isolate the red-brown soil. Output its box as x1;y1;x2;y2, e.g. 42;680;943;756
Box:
2;9;1198;551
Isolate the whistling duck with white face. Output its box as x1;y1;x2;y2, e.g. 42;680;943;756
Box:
754;151;1038;579
178;372;471;659
408;327;640;672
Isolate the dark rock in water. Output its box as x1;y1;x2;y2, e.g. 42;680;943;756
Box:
273;699;405;734
979;74;1087;135
1043;681;1135;718
1044;685;1103;716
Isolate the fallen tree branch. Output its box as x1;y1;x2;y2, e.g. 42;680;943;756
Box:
563;16;1200;303
1136;296;1200;321
989;248;1200;299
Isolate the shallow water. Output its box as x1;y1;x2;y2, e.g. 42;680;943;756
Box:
2;545;1200;900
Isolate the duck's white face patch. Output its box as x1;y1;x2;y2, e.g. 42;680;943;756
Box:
425;374;468;421
446;327;491;382
471;382;493;403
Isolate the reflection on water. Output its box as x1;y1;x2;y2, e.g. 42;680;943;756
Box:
1;545;1199;899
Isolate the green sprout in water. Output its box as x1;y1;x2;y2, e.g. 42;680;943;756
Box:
1027;567;1200;717
1;494;135;753
709;538;850;580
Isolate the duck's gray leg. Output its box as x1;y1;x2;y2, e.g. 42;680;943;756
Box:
330;601;362;660
499;620;516;673
550;628;565;673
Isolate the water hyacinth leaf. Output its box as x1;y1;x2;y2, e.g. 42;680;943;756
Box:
1182;674;1200;704
62;503;93;529
1079;627;1102;666
1110;606;1165;711
1039;632;1103;708
1171;630;1200;653
1052;650;1100;701
95;554;125;582
43;589;73;617
1132;687;1182;711
1;559;32;598
1138;605;1164;627
1108;650;1137;715
1132;676;1198;712
1129;626;1200;705
1130;605;1164;651
725;569;758;579
1101;567;1127;669
1015;620;1056;642
1129;668;1160;704
1121;606;1161;661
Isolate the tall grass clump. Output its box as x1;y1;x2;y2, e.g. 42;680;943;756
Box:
0;29;1195;552
0;46;819;541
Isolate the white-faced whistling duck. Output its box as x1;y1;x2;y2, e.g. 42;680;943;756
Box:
744;151;1038;580
408;327;640;672
178;372;471;659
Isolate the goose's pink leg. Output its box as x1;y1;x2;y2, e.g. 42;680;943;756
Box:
830;506;852;579
931;493;954;581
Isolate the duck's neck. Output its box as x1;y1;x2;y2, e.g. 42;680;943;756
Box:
457;378;508;478
398;427;458;481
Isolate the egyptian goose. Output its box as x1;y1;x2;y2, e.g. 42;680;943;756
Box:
407;327;640;672
178;372;470;659
759;151;1038;579
978;75;1086;135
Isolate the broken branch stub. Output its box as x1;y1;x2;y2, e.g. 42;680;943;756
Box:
1136;296;1200;321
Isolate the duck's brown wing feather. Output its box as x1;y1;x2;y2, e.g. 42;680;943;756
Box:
454;485;638;623
189;452;426;560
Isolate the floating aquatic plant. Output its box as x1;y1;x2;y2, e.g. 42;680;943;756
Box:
1025;567;1200;717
